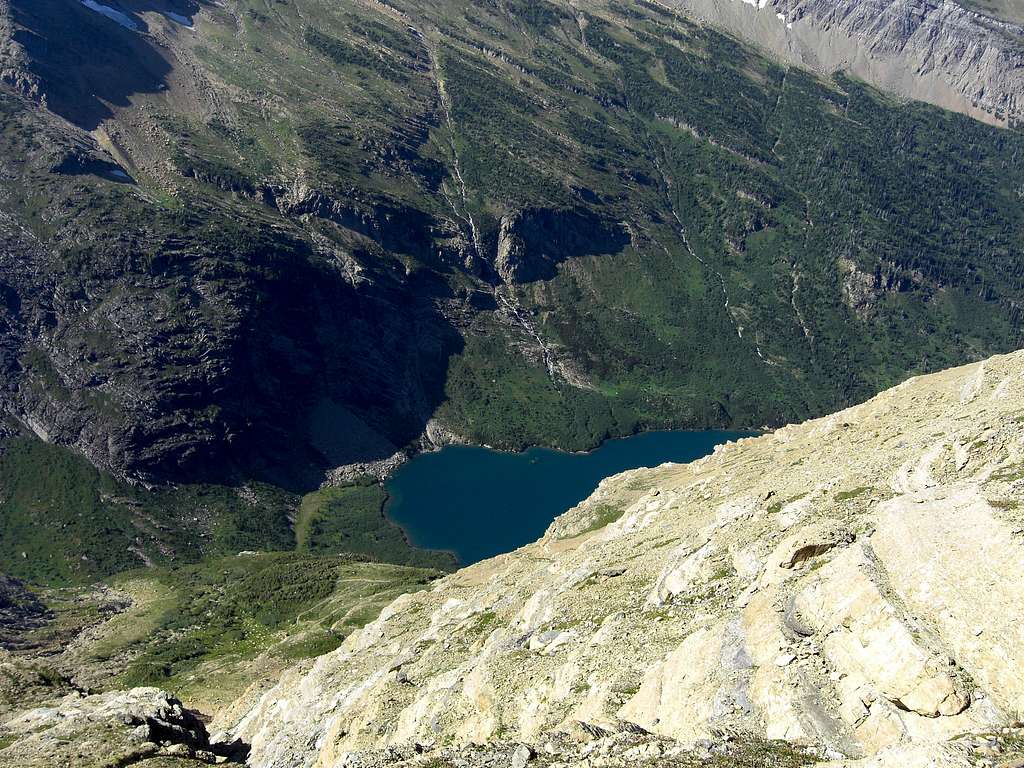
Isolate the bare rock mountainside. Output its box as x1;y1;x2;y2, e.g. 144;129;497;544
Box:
665;0;1024;127
176;350;1024;767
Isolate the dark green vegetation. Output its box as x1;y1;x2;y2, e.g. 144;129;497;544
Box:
1;0;1023;580
112;553;439;696
834;486;873;502
0;437;287;584
296;481;453;568
438;333;641;449
0;436;450;585
0;553;440;715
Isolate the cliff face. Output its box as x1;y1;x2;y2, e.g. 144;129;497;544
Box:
662;0;1024;126
225;350;1024;767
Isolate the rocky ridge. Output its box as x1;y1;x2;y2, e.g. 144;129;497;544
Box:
662;0;1024;126
222;350;1024;767
0;687;232;767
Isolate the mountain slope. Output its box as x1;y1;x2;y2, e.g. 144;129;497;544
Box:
0;0;1022;497
664;0;1024;127
225;349;1024;767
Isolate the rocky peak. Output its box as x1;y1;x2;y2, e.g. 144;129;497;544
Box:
0;687;233;767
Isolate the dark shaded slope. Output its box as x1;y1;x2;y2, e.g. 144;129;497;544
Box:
9;0;171;130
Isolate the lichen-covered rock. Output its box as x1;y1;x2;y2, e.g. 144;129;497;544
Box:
0;688;214;768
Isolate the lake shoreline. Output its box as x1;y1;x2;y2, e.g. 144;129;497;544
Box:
380;429;755;566
326;420;768;489
323;425;764;571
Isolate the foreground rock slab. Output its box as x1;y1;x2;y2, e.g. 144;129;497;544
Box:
0;687;232;767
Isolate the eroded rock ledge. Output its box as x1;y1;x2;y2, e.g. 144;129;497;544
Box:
0;687;246;766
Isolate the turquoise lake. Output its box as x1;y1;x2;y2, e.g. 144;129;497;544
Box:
384;430;750;565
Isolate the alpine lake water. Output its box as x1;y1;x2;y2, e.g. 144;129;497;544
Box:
385;430;753;566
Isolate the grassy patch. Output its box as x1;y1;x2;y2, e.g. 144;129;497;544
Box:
110;553;440;708
710;564;734;581
992;463;1024;482
296;482;454;569
988;497;1021;510
273;630;346;660
470;610;500;636
568;503;626;538
835;486;872;502
711;737;822;766
767;491;809;516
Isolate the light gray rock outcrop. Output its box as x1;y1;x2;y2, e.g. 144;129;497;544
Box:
0;687;222;767
661;0;1024;126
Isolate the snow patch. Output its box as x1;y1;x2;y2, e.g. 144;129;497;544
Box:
165;11;194;27
80;0;139;30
